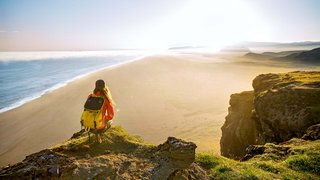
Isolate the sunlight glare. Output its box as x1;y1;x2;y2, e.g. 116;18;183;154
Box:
147;0;273;49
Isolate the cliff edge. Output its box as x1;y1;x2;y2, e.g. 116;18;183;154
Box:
221;71;320;159
0;126;209;179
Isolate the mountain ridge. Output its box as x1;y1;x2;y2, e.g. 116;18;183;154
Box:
243;47;320;64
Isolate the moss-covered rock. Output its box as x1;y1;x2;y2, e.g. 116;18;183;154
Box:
221;71;320;159
302;124;320;140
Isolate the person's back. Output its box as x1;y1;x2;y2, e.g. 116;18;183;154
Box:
90;79;114;131
80;79;114;143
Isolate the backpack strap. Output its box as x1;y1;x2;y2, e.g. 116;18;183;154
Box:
84;126;90;132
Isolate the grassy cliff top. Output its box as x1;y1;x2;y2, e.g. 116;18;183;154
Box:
196;138;320;179
252;71;320;92
54;126;151;156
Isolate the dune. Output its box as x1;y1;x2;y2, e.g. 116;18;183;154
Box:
0;54;297;167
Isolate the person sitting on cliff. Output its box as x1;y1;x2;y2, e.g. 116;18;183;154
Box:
88;79;115;132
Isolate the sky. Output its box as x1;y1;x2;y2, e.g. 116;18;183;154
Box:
0;0;320;51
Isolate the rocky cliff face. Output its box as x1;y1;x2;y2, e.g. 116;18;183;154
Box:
220;91;256;158
221;71;320;159
0;126;209;179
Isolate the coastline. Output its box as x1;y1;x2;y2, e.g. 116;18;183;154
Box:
0;55;145;114
0;55;147;167
0;54;297;167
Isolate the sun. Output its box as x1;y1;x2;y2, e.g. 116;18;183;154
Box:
145;0;273;49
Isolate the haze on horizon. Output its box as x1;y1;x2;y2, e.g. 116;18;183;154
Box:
0;0;320;51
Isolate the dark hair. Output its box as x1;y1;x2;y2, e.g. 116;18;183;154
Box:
95;79;105;89
94;79;106;96
93;79;114;104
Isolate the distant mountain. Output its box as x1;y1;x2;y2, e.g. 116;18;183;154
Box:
281;41;320;47
220;45;251;53
282;47;320;64
262;50;306;58
243;50;302;60
168;46;203;50
240;41;320;48
243;52;272;60
284;48;320;62
239;41;280;47
243;47;320;64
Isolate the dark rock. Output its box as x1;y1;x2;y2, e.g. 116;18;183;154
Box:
241;145;266;161
302;124;320;140
48;165;60;176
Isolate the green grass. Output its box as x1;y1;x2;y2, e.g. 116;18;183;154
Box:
52;126;153;155
256;162;280;174
288;71;320;83
255;152;282;161
196;153;262;179
258;71;320;91
264;143;276;147
196;139;320;179
196;153;219;169
105;126;144;144
285;150;320;175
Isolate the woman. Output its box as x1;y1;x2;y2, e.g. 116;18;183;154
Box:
89;79;114;131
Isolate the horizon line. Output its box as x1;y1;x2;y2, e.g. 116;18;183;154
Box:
1;40;320;52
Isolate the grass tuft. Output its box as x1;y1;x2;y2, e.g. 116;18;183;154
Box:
285;150;320;175
196;153;219;169
256;162;280;174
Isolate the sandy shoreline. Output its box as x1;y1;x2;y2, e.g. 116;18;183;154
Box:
0;54;297;167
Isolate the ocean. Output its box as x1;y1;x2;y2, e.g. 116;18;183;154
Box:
0;51;144;113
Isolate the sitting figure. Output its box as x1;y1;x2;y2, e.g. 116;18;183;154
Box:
81;79;114;142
